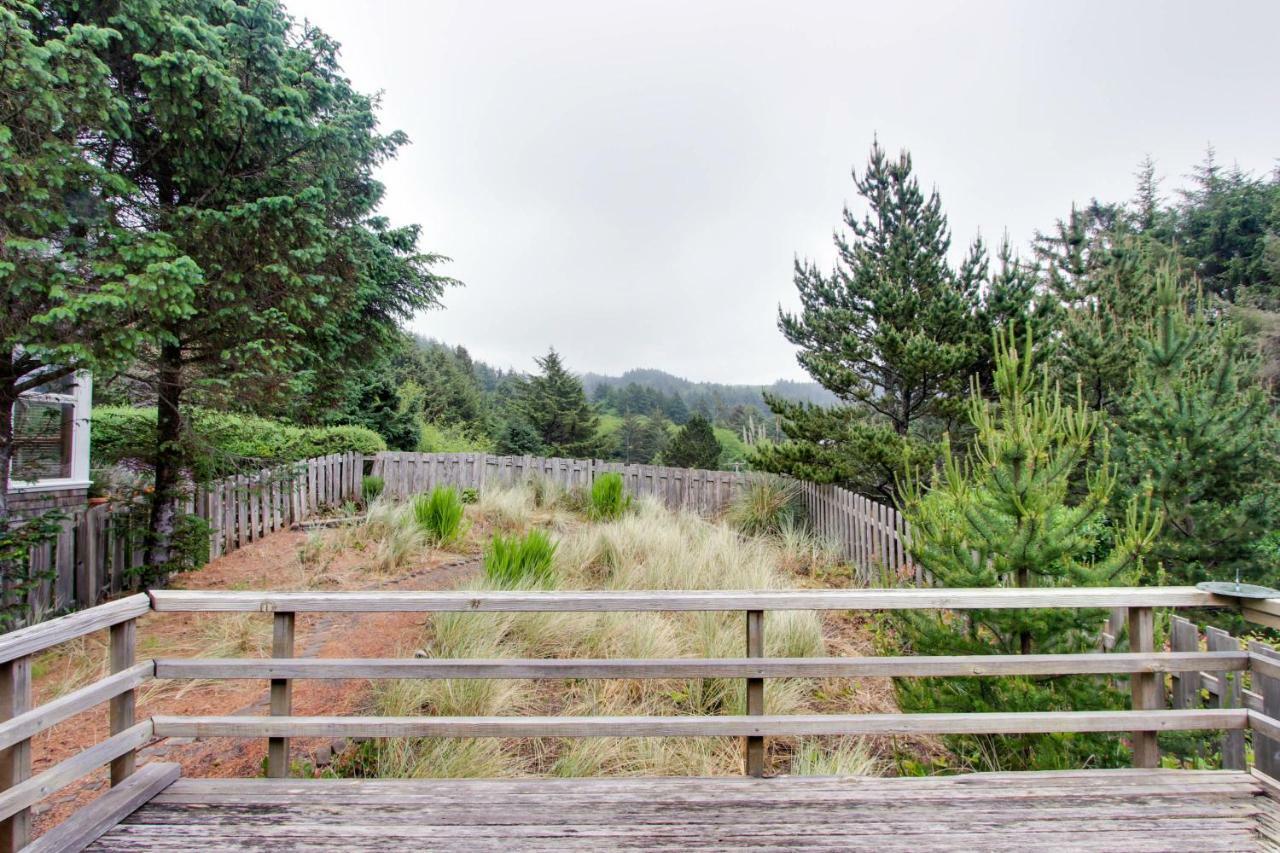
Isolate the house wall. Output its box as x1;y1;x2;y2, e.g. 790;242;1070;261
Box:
8;486;90;520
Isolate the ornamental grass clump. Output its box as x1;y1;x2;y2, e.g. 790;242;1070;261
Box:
484;529;558;588
588;472;631;521
726;474;799;536
413;486;466;546
361;475;385;505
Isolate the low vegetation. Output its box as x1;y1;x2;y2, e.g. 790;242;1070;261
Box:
412;486;467;546
346;493;877;779
483;529;557;588
588;472;631;520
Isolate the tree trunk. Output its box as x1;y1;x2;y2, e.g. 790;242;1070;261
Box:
147;338;183;570
0;381;13;526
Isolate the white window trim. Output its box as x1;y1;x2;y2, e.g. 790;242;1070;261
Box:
8;371;92;493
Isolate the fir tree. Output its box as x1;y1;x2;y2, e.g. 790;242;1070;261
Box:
1111;265;1279;586
754;141;991;500
893;326;1161;771
515;350;603;457
616;413;670;464
664;415;722;469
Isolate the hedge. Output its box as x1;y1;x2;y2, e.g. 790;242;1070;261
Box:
92;407;387;481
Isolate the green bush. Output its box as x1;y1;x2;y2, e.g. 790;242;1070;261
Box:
91;406;387;481
727;474;800;536
361;475;385;505
484;529;557;588
412;486;466;545
460;487;479;504
588;472;632;521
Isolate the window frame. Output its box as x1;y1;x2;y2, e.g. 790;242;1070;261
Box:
8;371;93;494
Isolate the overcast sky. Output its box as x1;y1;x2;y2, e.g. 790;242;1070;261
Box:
287;0;1279;384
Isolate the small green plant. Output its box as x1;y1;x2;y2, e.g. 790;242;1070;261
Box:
361;475;385;505
727;474;799;536
588;472;631;521
460;487;479;504
412;486;466;545
484;529;557;588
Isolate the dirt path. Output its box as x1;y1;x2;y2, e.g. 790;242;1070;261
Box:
30;529;480;834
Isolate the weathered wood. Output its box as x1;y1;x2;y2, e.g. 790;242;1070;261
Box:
1252;641;1280;778
152;651;1249;681
1207;628;1246;770
1169;617;1200;710
108;618;138;787
151;708;1245;739
0;594;149;665
268;612;295;779
26;763;178;853
0;721;152;823
90;769;1270;853
1128;607;1160;768
0;657;31;853
744;610;764;777
0;662;151;752
147;586;1230;613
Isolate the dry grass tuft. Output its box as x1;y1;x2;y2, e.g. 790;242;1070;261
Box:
362;498;879;779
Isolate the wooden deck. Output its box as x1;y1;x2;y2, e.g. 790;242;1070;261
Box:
81;769;1280;851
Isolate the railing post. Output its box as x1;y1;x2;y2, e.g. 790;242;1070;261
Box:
1249;640;1280;777
1208;627;1245;770
109;618;137;785
0;656;32;852
268;611;295;778
1128;606;1159;768
745;609;765;777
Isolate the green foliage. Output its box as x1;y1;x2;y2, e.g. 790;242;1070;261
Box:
327;366;420;451
91;407;386;481
1109;264;1279;587
510;350;603;457
418;420;492;453
664;415;722;469
412;487;466;546
460;487;479;505
361;476;385;505
727;475;800;537
483;529;557;588
493;417;545;456
893;327;1162;772
755;141;1038;501
0;511;64;630
613;413;670;464
589;473;632;521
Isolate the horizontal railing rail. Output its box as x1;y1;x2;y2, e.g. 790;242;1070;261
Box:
147;587;1232;613
154;651;1249;681
9;585;1280;851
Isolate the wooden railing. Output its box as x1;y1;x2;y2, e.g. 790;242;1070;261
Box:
12;586;1280;849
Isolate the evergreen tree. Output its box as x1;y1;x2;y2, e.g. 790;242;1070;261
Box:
664;415;722;469
616;413;669;464
894;327;1160;771
754;141;992;500
330;365;419;451
514;350;603;457
51;0;447;565
1111;266;1279;586
494;417;544;456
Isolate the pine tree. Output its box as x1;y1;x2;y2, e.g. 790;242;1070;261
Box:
1111;265;1279;586
893;327;1160;771
515;350;603;457
754;141;991;500
616;413;669;464
664;415;722;469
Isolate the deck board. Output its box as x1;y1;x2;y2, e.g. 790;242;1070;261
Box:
87;769;1278;851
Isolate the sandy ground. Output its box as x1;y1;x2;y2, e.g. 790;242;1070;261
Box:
30;527;481;834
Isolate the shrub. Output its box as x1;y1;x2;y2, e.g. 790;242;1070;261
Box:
483;529;557;588
727;474;799;536
91;406;387;480
589;472;632;521
460;487;479;504
361;475;385;505
412;486;466;545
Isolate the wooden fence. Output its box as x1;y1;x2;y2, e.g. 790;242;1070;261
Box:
8;453;364;626
11;451;918;626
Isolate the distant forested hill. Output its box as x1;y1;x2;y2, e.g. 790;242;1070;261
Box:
580;368;837;416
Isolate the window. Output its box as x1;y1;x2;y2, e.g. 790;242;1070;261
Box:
10;371;92;491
